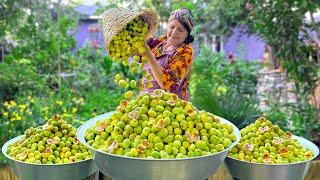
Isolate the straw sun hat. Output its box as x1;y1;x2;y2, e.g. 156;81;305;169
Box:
101;8;158;53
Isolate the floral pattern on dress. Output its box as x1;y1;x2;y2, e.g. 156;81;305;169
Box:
146;36;194;100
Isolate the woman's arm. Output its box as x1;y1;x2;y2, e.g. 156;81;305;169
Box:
143;42;194;92
142;42;164;89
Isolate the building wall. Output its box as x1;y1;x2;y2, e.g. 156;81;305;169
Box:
223;26;265;61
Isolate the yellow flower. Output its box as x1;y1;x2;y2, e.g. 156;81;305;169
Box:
27;96;35;103
3;102;11;109
16;115;22;121
19;104;27;111
56;100;63;106
2;112;8;117
71;107;77;114
3;101;9;107
10;101;17;107
42;106;49;112
27;111;32;115
216;85;228;96
79;98;84;104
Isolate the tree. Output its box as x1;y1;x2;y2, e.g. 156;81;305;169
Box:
143;0;249;49
247;0;320;138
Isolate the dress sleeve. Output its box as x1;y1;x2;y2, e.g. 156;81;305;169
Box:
147;37;158;49
161;45;194;91
147;36;166;49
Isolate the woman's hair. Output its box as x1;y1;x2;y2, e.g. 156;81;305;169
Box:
169;8;195;43
185;35;194;43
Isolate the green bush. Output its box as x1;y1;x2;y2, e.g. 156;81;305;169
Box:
0;2;123;166
265;99;320;140
190;46;261;128
0;59;47;102
192;87;260;129
247;0;320;140
80;88;122;119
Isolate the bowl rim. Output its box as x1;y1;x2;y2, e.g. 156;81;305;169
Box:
225;135;320;166
77;111;241;161
1;134;94;166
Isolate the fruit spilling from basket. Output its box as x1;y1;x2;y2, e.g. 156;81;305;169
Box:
228;117;314;164
85;89;237;159
6;115;92;164
108;17;153;93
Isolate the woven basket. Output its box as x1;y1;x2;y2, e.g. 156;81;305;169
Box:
101;8;158;53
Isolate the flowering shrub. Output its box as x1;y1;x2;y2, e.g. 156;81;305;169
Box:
0;1;123;167
0;97;41;166
0;88;122;166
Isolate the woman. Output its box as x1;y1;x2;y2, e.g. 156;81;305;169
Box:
142;8;195;101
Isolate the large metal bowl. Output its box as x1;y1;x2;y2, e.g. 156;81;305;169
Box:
77;112;241;180
225;135;320;180
1;135;98;180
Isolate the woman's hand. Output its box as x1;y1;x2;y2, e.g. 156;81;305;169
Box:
142;42;154;59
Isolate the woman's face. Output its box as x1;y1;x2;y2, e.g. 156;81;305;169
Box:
166;19;188;47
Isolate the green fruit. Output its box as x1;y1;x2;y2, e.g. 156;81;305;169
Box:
130;80;137;88
124;91;134;100
7;116;92;164
138;47;145;54
119;80;128;88
228;117;314;164
133;55;140;62
85;90;237;159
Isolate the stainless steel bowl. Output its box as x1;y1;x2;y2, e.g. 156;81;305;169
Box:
2;135;98;180
225;135;320;180
77;112;241;180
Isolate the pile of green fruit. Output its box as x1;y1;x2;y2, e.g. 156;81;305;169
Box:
85;89;237;159
109;16;153;93
7;115;92;164
228;117;314;164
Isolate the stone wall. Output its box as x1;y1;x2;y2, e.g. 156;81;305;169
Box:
256;69;297;111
